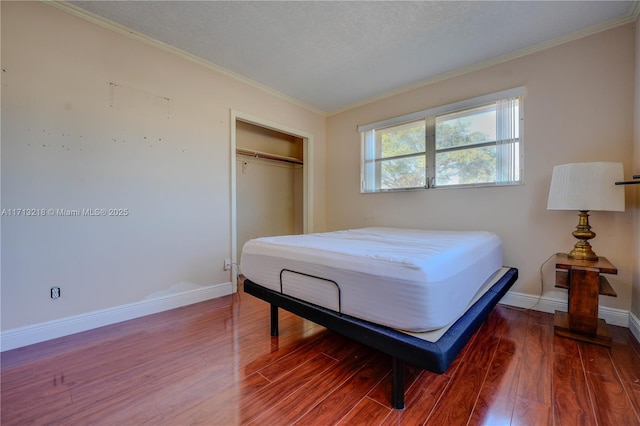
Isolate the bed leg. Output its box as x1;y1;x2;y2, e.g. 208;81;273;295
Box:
392;357;405;410
270;304;279;336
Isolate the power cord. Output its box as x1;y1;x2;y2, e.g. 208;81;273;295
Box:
505;253;555;312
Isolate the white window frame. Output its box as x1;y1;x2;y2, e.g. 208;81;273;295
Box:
359;87;525;193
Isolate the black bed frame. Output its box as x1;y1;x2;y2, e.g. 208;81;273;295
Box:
243;267;518;409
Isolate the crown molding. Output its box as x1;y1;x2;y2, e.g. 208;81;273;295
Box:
329;9;639;116
631;1;640;20
43;1;637;118
44;1;327;117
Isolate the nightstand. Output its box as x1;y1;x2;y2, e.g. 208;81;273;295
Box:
553;253;617;347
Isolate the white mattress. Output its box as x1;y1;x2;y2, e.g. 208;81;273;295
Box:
240;227;503;332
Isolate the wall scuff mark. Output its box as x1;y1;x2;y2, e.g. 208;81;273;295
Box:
107;82;171;120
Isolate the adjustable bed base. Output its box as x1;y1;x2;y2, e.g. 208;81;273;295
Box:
243;267;518;409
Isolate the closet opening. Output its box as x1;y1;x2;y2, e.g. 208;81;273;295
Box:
230;111;313;292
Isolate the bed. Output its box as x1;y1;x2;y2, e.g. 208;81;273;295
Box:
240;227;518;409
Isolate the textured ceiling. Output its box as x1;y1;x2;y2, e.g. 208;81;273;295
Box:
70;1;638;114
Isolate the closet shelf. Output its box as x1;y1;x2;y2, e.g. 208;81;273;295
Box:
236;148;303;165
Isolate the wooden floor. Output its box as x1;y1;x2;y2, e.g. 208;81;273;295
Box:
2;284;640;425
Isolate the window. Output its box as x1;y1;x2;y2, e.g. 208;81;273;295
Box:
359;87;524;193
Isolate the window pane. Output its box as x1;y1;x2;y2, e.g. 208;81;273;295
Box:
360;91;522;193
436;104;496;150
380;156;426;190
378;120;425;159
435;145;496;186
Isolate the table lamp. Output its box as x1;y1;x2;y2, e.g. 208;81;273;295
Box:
547;162;625;261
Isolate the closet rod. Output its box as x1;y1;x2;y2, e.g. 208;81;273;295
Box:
615;174;640;185
236;148;303;165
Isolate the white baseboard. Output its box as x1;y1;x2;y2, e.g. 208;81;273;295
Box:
1;282;233;352
630;312;640;344
3;285;637;351
499;290;631;328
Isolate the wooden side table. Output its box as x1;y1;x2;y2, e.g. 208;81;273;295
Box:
553;253;617;347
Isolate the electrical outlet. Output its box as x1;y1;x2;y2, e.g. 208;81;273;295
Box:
224;259;231;271
51;287;61;299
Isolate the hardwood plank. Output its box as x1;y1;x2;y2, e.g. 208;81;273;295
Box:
152;363;270;419
0;369;73;409
245;346;376;425
517;322;553;405
553;333;581;358
478;348;521;403
463;321;501;369
552;353;596;426
526;308;555;327
586;371;640;425
580;342;617;376
623;380;640;421
511;396;553;426
366;362;422;408
468;347;521;425
501;305;532;322
294;352;391;425
487;305;512;329
0;388;74;425
609;336;640;385
157;386;245;426
167;352;339;425
320;332;363;361
379;372;449;426
468;395;513;426
58;393;165;425
254;329;336;381
62;353;211;424
337;396;391;425
497;316;528;355
2;284;639;426
442;330;478;376
238;352;342;424
426;361;487;425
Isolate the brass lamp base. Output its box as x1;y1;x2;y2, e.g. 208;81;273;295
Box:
567;210;598;261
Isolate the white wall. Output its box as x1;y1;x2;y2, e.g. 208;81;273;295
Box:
0;2;326;334
327;24;636;314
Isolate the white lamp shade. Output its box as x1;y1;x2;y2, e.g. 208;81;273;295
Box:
547;162;625;212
